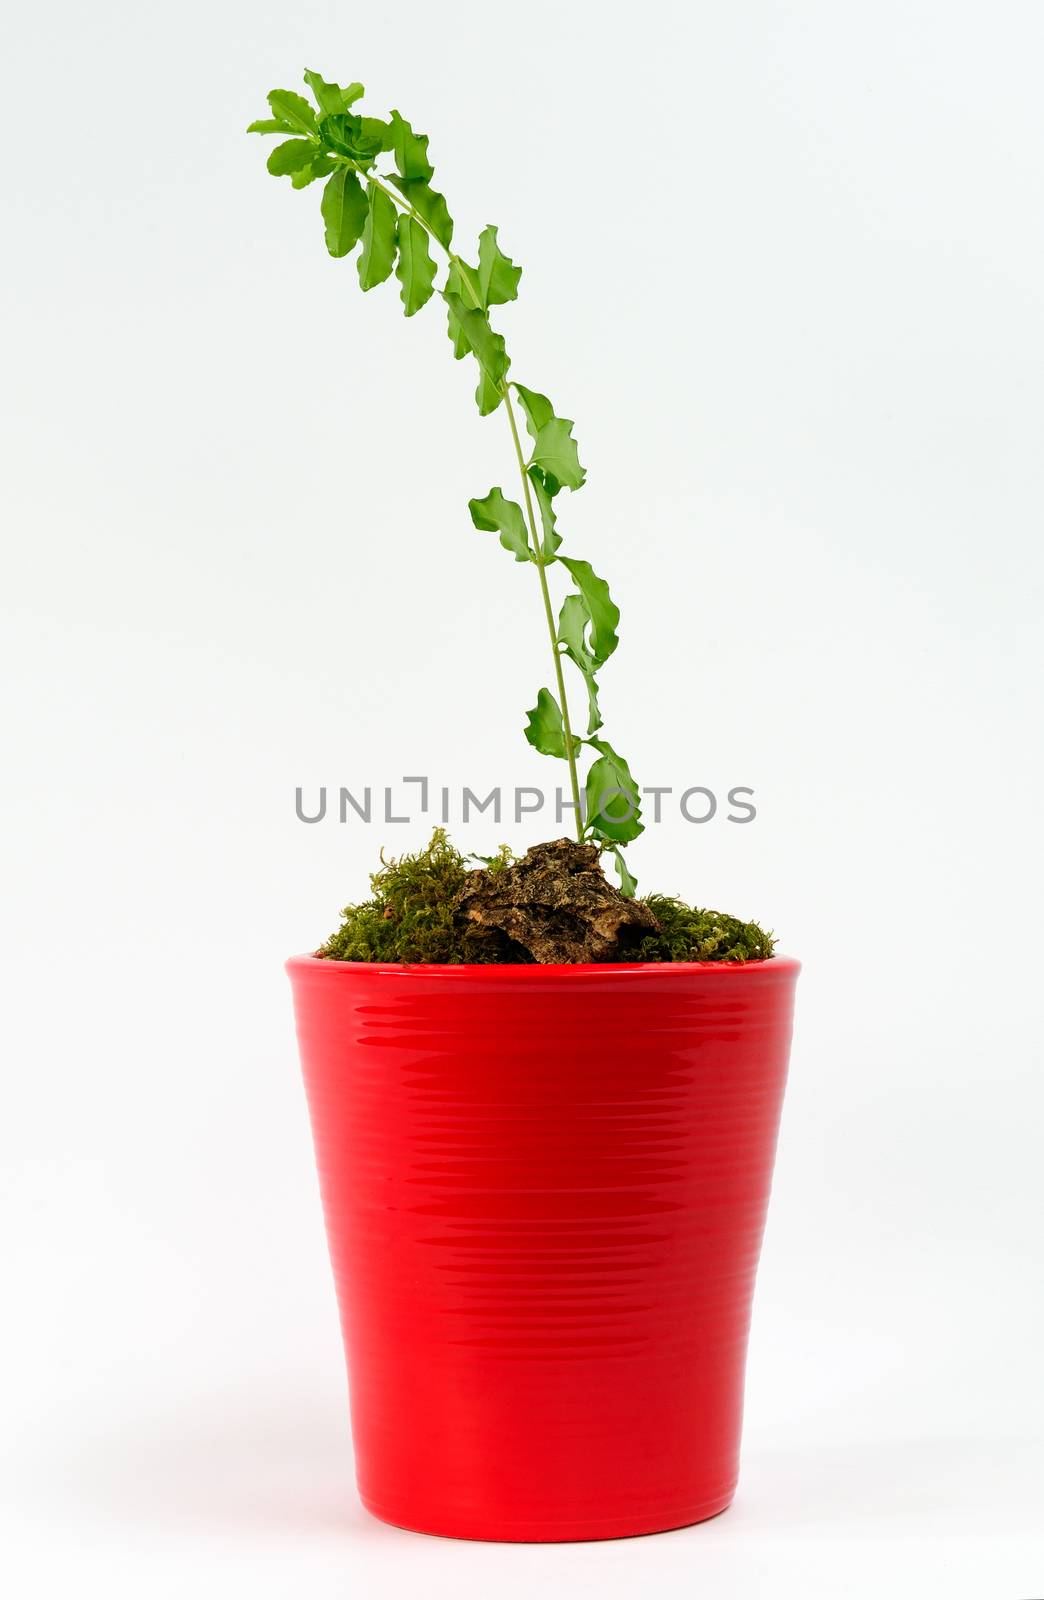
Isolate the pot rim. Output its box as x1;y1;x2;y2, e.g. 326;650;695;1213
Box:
286;952;800;979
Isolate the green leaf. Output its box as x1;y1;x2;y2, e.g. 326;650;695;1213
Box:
266;139;317;177
558;557;619;665
528;468;561;556
357;184;398;289
453;256;483;307
585;738;643;844
557;595;602;734
318;112;386;162
304;70;364;114
609;846;637;899
291;153;336;188
321;167;368;258
389;109;433;183
469;488;531;562
511;390;583;495
267;90;317;136
317;113;356;155
525;689;566;758
477;225;521;308
445;259;481;356
395;214;437;315
475;367;504;416
579;671;602;735
390;177;453;248
359;116;394;154
247;118;294;135
557;593;590;661
445;262;469;356
513;382;554;442
531;415;585;491
443;291;510;390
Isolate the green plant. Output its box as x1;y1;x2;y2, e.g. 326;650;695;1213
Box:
249;72;641;892
631;897;776;964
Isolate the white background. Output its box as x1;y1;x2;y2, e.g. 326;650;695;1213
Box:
3;1;1043;1595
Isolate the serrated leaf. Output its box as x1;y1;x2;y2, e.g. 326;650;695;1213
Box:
389;109;433;183
321;167;368;258
585;738;643;844
528;468;561;556
477;224;521;308
266;139;317;177
469;488;531;561
267;90;317;136
357;184;398;289
443;291;510;392
558;557;619;665
609;846;637;898
247;118;294;135
304;70;364;114
513;383;554;442
391;177;453;248
531;415;585;491
395;214;437;315
525;689;566;758
291;153;336;188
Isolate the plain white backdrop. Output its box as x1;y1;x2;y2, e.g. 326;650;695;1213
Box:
3;2;1043;1595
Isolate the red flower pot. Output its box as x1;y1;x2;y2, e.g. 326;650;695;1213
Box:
287;955;799;1541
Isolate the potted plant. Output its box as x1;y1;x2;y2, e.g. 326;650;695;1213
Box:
251;71;800;1542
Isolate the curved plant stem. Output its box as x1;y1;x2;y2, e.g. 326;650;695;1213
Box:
349;161;585;840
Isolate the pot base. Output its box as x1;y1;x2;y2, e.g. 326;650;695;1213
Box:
359;1489;736;1543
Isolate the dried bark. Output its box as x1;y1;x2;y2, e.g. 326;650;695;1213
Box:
456;837;659;964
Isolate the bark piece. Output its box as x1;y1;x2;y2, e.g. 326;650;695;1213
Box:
456;837;659;964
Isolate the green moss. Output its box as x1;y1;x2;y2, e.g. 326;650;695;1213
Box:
316;831;775;965
316;829;517;964
631;895;775;963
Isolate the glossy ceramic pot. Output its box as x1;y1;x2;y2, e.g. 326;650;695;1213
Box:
287;955;799;1541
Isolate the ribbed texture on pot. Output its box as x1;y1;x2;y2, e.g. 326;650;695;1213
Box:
288;957;798;1541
